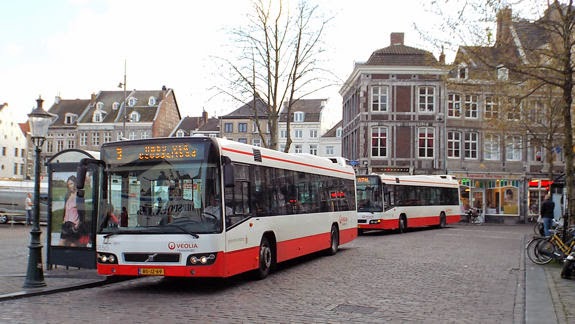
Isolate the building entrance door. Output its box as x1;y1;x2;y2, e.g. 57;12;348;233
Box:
471;189;485;223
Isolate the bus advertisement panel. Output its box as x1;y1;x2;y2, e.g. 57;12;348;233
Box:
356;174;461;233
79;137;357;279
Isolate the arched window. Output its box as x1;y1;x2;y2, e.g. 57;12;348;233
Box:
148;96;157;106
176;129;185;137
130;111;140;122
93;111;104;123
128;97;137;107
96;102;104;110
294;111;305;122
112;102;120;110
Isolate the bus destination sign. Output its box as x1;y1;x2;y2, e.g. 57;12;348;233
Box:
105;143;203;164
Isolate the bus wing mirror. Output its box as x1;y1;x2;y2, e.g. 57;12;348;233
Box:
76;158;105;190
222;156;235;188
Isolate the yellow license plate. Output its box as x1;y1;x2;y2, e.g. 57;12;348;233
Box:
139;268;164;276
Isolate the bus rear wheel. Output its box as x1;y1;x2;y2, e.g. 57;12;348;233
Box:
255;236;273;280
398;215;407;233
326;224;339;256
439;212;447;228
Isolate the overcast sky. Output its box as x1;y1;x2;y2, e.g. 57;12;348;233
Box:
1;0;458;129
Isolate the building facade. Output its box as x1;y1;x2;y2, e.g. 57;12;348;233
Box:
0;103;28;180
278;99;325;154
340;32;448;176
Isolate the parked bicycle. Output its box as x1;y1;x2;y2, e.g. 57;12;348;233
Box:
533;217;563;236
466;208;482;224
526;227;575;265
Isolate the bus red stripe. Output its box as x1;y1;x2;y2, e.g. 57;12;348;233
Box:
221;147;355;176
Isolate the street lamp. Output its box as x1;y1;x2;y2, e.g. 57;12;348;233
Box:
23;96;55;288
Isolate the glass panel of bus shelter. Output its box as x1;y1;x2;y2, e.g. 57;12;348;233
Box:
99;161;223;234
356;176;383;212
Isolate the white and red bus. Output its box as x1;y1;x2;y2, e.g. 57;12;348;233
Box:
77;137;357;279
355;174;461;234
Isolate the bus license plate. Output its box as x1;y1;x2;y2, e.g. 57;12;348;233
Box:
139;268;164;276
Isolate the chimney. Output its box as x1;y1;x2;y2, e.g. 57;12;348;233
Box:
390;32;404;45
439;46;446;65
54;95;61;104
90;93;96;103
202;109;208;124
496;7;512;46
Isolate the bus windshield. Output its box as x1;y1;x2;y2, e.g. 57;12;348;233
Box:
356;175;383;212
98;158;223;235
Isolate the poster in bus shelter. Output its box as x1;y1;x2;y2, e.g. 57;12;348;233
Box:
50;171;94;248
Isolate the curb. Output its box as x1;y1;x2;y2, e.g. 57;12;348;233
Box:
0;277;113;302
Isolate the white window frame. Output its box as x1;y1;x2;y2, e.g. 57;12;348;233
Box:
448;94;461;118
447;131;461;158
371;86;388;112
464;95;479;119
418;86;435;113
417;127;435;158
484;96;498;119
484;134;501;161
505;135;522;161
294;129;303;138
294;112;305;122
130;111;140;122
464;132;478;159
371;126;388;157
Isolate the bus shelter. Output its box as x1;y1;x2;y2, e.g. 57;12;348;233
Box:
46;149;100;269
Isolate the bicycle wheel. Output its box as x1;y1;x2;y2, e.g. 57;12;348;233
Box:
526;237;552;265
536;239;556;264
534;222;544;236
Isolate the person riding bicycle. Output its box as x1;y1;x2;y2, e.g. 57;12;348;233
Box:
540;193;555;237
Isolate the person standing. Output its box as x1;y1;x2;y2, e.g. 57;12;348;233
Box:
540;193;555;237
24;192;33;225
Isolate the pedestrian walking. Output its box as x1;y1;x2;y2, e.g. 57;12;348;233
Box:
24;192;33;225
540;193;555;237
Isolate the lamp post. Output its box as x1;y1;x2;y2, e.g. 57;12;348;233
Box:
23;96;54;289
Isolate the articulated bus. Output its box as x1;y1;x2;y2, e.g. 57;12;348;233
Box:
77;137;357;279
355;174;461;234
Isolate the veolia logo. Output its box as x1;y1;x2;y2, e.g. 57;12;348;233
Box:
168;242;198;250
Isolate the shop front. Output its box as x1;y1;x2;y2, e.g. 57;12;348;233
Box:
456;173;525;224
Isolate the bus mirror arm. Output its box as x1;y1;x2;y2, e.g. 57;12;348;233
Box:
76;158;105;190
222;156;235;188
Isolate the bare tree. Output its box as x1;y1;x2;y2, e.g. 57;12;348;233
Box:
216;0;336;151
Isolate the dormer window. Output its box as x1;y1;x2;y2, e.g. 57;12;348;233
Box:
336;127;342;138
294;111;305;122
128;97;137;107
96;102;104;110
130;111;140;122
112;102;120;110
148;96;157;106
458;64;468;79
497;65;509;80
176;129;185;137
93;111;105;123
64;113;77;125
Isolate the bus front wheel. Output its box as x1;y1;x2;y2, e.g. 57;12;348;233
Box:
255;236;273;280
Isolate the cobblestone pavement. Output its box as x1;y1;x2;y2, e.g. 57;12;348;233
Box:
0;223;574;323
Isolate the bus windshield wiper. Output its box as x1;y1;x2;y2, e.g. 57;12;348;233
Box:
167;223;200;238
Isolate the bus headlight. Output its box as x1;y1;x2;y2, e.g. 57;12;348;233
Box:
98;252;119;264
187;253;216;265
